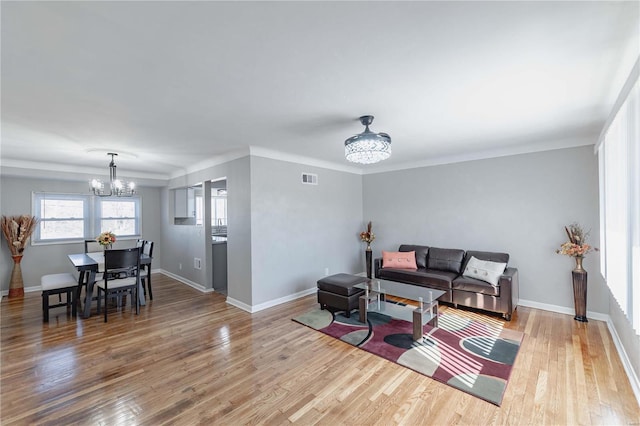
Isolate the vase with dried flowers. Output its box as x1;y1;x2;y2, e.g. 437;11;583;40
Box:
360;221;375;278
1;215;39;298
556;223;597;322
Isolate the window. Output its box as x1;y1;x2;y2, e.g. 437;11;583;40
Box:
95;198;140;237
32;192;141;244
33;193;90;242
597;70;639;334
195;194;203;226
212;196;227;227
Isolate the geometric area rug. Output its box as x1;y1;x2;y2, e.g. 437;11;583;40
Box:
293;307;524;406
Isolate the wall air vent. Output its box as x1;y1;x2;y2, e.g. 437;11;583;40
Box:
301;173;318;185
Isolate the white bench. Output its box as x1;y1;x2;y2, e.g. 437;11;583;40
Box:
41;273;78;322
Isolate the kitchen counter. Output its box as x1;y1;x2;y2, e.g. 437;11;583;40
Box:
212;236;227;244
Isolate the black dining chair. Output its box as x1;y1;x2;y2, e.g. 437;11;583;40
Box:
140;241;154;300
80;239;104;302
96;247;141;322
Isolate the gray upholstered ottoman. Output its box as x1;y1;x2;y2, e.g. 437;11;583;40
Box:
317;273;367;317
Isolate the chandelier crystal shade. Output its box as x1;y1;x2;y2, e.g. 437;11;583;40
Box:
344;115;391;164
90;153;136;197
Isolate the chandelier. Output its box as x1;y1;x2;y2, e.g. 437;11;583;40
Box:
344;115;391;164
90;153;136;197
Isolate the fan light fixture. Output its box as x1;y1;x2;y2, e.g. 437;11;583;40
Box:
344;115;391;164
90;153;136;197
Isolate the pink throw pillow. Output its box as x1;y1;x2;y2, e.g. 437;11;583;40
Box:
382;251;417;269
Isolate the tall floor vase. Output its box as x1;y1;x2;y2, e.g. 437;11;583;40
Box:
571;256;588;322
8;255;24;298
365;246;372;279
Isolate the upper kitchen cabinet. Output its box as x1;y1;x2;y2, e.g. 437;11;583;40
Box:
174;187;195;218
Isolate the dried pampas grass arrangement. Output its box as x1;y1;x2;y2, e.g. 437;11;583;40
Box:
1;215;39;256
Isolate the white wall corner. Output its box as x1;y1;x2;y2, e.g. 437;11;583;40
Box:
173;147;251;179
158;270;210;293
225;297;253;313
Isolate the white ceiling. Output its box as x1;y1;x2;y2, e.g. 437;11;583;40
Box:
1;1;638;182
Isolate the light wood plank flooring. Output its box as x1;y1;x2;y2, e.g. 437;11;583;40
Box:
1;274;639;425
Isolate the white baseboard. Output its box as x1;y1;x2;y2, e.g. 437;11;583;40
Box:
518;298;609;322
227;287;317;314
1;268;171;297
158;269;211;293
250;287;317;313
225;297;252;313
519;298;639;407
606;317;640;407
3;275;638;407
1;285;41;297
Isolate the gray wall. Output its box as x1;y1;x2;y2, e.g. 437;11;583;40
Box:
163;156;253;305
249;156;363;306
0;148;608;316
163;155;363;308
363;145;608;314
0;175;162;291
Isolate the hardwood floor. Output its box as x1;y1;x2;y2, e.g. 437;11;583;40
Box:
1;274;639;425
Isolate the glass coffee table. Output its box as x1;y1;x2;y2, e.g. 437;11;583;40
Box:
354;278;445;341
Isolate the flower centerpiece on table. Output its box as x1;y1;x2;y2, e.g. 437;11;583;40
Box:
360;221;375;250
556;223;597;270
97;231;116;247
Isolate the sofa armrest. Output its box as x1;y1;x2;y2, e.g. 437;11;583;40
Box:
374;258;383;277
500;267;518;280
498;267;519;320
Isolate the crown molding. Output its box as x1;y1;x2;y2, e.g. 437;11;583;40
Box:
361;136;596;175
168;148;252;179
248;146;363;175
2;136;598;185
0;158;168;180
0;159;169;187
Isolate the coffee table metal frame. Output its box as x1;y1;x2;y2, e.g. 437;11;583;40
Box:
354;278;445;341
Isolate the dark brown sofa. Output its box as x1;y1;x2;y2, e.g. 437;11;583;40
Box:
374;244;519;320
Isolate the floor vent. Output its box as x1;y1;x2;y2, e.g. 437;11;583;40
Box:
302;173;318;185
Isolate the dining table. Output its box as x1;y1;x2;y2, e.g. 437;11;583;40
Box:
68;251;152;318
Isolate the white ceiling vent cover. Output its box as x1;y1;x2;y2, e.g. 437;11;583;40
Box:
301;173;318;185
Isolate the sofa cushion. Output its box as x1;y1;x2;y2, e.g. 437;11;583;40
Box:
452;275;500;296
377;267;457;291
398;245;429;269
461;250;509;272
382;251;417;269
427;247;466;274
462;256;507;286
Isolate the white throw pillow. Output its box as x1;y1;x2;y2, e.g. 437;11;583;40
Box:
463;256;507;286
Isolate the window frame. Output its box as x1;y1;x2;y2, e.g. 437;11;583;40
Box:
211;195;227;227
31;192;142;245
597;73;639;335
94;197;141;238
32;192;91;244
